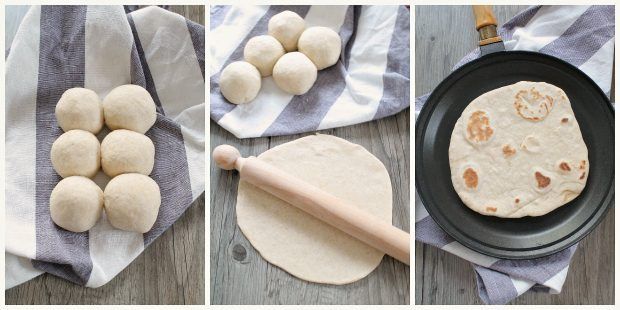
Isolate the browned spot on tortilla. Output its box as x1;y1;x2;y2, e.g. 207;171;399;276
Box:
502;144;516;158
559;162;571;171
486;207;497;212
561;118;569;123
535;172;551;188
515;198;520;204
546;95;554;107
463;168;478;189
579;160;586;170
514;88;553;122
466;111;493;143
580;172;586;180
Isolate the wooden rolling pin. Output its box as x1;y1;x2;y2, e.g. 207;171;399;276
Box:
213;145;410;265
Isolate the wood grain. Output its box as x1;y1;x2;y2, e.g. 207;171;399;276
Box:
415;5;614;305
210;108;410;304
5;5;205;305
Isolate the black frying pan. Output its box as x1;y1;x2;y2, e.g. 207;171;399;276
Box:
415;6;614;259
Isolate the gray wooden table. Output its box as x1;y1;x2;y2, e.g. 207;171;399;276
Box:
415;5;614;305
5;5;205;305
210;115;410;303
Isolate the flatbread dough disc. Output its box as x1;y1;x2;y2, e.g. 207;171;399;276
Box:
236;134;393;285
449;81;589;218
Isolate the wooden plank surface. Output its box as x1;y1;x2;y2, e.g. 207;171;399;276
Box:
210;112;410;304
5;5;205;305
415;5;614;305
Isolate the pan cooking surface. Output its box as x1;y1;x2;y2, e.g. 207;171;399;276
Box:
416;51;614;259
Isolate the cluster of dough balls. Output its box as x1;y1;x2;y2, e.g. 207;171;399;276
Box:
50;85;161;234
219;10;342;104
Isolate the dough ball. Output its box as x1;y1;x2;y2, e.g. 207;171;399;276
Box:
268;10;306;52
51;130;100;178
219;61;261;104
298;27;342;70
102;84;157;134
55;88;104;134
101;129;155;178
272;52;317;95
244;35;285;77
104;173;161;233
50;176;103;232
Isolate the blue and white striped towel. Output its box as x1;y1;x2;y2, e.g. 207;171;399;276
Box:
5;5;205;288
210;5;410;138
416;5;614;304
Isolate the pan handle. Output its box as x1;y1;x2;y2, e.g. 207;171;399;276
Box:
472;5;502;46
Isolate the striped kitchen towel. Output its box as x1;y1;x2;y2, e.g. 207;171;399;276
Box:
210;5;410;139
416;5;614;305
5;5;205;288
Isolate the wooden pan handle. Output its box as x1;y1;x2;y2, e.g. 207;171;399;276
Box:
473;5;497;30
213;145;411;265
472;5;502;46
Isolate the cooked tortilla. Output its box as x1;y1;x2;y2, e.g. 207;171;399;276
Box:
449;81;589;218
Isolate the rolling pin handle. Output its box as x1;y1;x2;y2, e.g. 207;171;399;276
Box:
213;144;241;170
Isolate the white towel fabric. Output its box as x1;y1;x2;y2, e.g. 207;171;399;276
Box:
5;5;205;288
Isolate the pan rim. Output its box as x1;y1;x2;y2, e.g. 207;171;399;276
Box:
415;50;614;259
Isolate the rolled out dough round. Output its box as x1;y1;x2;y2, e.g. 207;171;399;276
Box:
236;134;393;285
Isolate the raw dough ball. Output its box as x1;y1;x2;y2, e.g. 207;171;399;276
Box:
104;173;161;233
298;27;342;70
236;134;393;284
51;130;100;178
55;88;104;134
244;35;285;77
101;129;155;177
219;61;261;104
50;176;103;232
272;52;317;95
102;84;156;134
268;10;306;52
